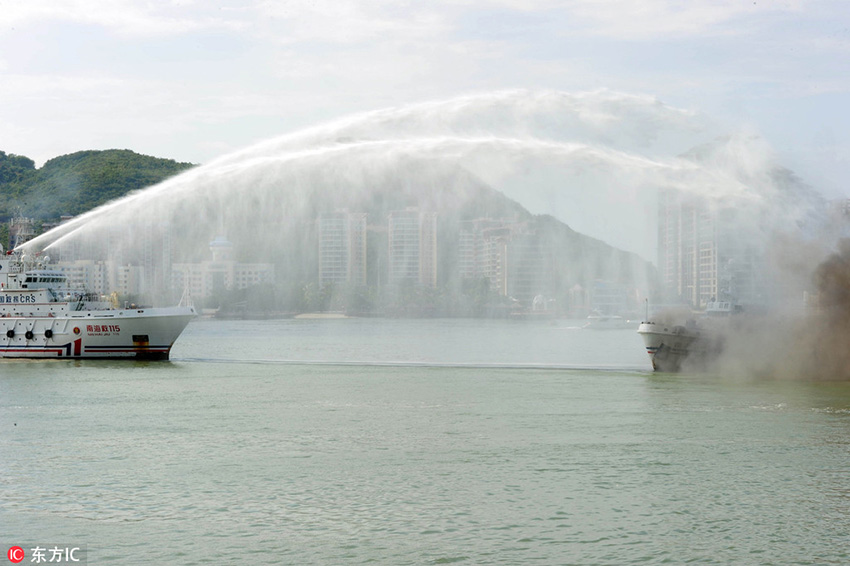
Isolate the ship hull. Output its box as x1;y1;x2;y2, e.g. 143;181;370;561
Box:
0;306;195;360
637;321;717;372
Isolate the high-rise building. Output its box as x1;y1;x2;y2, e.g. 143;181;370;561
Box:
171;236;275;301
140;220;173;304
318;211;367;287
458;219;555;305
53;260;144;298
458;218;517;296
388;208;437;287
481;226;511;296
658;188;762;308
505;231;547;305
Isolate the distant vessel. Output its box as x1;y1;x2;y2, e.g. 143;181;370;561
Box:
637;301;738;371
0;252;195;359
582;313;637;330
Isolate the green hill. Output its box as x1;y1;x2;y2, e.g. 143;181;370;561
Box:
0;149;194;219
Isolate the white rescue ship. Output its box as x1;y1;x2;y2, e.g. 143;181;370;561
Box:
0;252;195;360
637;301;738;372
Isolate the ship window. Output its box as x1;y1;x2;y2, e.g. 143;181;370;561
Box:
25;277;34;283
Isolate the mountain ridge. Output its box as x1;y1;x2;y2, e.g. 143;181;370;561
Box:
0;149;195;220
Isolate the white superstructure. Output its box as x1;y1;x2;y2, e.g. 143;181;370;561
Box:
0;252;194;359
637;303;734;371
636;320;704;372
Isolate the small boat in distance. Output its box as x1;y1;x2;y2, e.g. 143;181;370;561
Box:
582;312;638;330
0;252;195;359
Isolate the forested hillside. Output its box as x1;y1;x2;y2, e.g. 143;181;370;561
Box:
0;149;194;219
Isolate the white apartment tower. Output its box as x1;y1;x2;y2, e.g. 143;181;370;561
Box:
318;211;367;287
658;188;762;308
388;208;437;287
458;219;514;295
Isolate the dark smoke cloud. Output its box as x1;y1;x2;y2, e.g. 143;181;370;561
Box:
703;238;850;380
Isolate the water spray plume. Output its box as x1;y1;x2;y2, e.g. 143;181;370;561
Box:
21;89;790;260
17;89;842;380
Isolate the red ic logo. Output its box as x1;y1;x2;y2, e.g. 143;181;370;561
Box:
7;546;24;563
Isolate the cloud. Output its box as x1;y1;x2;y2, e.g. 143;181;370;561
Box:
0;0;243;37
253;0;453;46
2;0;848;196
564;0;805;40
0;0;826;45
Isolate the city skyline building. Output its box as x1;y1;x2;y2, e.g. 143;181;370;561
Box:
458;218;569;308
505;231;548;305
388;207;437;287
172;236;275;301
657;188;763;308
140;220;174;304
459;218;512;293
318;211;367;288
54;259;145;300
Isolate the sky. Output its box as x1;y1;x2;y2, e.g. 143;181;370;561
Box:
2;0;850;254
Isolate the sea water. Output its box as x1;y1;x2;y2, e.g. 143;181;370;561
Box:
1;318;848;565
